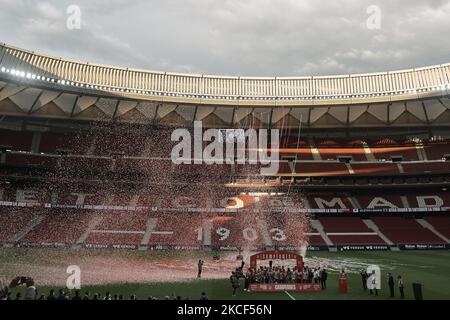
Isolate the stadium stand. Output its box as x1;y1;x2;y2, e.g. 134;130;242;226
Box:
307;194;355;209
349;163;400;175
369;139;420;161
21;211;93;246
319;217;387;246
0;209;35;243
315;139;368;161
0;129;33;152
1;43;449;252
370;217;447;245
423;140;450;160
424;216;450;239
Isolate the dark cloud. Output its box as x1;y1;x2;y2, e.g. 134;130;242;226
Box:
0;0;449;77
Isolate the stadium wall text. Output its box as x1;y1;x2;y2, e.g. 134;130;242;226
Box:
0;189;450;214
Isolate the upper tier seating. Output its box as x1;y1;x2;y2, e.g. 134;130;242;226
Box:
277;162;350;176
0;129;33;151
369;139;420;161
315;139;368;161
350;163;399;175
402;162;450;174
423;142;450;160
2;128;450;178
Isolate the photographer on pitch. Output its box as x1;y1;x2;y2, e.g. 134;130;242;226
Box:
230;271;240;296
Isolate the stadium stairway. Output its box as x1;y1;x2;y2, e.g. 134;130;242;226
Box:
139;218;159;250
346;193;361;208
199;219;213;249
345;163;354;174
8;214;45;244
416;143;428;161
72;216;103;249
362;219;395;249
416;219;450;244
310;219;337;251
309;138;322;161
363;142;376;161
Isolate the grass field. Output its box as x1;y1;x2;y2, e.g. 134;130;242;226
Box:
1;248;449;300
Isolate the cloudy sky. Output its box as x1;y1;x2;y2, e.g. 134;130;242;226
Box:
0;0;449;77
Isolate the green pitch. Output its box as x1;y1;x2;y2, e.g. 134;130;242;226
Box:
1;248;449;300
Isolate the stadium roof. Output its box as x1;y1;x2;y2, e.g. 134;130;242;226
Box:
1;43;449;104
0;43;449;128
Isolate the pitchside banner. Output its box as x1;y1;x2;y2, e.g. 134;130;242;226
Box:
337;245;389;251
399;244;449;250
249;283;321;292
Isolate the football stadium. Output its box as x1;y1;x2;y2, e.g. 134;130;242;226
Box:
0;1;449;304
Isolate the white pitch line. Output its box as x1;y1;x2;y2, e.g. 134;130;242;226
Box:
92;230;145;234
151;231;174;235
284;291;296;300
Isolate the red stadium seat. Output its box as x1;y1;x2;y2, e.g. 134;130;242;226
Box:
370;217;446;245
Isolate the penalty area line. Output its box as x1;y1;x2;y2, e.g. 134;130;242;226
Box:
284;291;296;300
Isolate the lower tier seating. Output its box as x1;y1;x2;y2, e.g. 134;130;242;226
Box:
0;208;448;249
